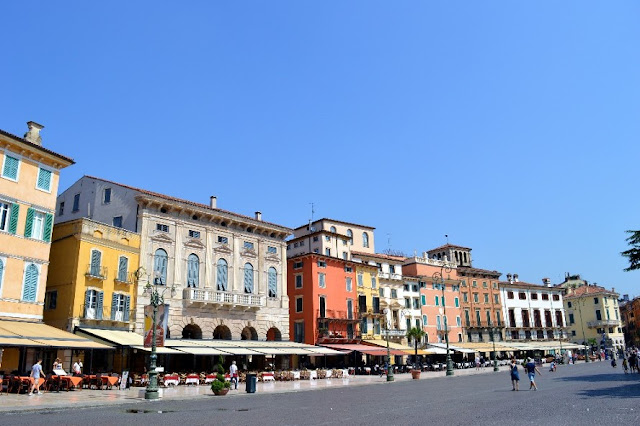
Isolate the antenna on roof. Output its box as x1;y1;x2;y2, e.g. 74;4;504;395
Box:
387;233;392;251
445;234;449;244
308;202;316;232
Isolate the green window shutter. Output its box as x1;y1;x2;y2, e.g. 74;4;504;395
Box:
22;264;38;302
24;208;34;238
124;296;131;322
37;168;51;191
96;291;104;320
111;293;117;320
43;213;53;242
84;290;91;317
3;155;19;179
8;203;19;234
118;257;128;282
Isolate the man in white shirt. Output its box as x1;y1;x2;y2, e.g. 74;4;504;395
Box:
229;361;238;390
73;361;83;376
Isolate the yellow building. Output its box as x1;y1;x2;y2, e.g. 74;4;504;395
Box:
356;262;383;340
0;122;107;373
564;285;625;355
44;218;140;332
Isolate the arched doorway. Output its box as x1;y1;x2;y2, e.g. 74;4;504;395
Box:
182;323;202;339
213;325;232;340
241;326;258;340
266;327;282;341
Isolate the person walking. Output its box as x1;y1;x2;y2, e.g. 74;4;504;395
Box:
28;359;44;395
229;361;238;390
525;358;542;391
622;357;629;374
475;356;480;370
510;359;520;391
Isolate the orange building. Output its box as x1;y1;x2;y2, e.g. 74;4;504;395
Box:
402;253;464;345
288;253;358;346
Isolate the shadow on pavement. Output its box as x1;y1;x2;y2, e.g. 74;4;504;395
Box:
577;383;640;399
556;373;636;383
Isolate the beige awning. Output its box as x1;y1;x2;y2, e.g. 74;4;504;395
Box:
173;346;233;356
76;328;143;346
131;345;184;354
363;339;414;352
0;321;111;349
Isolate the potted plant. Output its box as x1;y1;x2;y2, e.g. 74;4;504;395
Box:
211;355;231;396
406;327;426;379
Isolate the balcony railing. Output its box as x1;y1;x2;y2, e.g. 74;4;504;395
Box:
316;309;359;323
359;308;383;318
85;264;108;280
80;304;135;322
114;271;136;285
587;319;619;328
183;288;265;308
381;329;406;337
465;321;504;329
376;271;403;280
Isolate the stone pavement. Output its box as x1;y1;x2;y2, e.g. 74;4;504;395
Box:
0;363;515;413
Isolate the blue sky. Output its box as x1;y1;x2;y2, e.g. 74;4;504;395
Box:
2;2;639;294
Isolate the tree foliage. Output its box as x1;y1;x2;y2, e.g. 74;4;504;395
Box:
622;230;640;272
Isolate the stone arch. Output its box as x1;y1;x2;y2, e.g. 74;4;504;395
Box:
241;326;258;340
182;323;202;339
266;327;282;341
213;324;232;340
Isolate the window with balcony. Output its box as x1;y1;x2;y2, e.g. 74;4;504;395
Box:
596;310;602;320
187;254;199;288
84;289;103;319
89;249;103;277
268;267;277;297
116;256;129;283
216;258;228;291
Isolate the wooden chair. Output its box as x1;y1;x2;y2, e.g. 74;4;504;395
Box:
45;374;59;392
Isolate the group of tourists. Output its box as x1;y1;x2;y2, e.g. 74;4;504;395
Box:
619;348;640;374
509;358;542;391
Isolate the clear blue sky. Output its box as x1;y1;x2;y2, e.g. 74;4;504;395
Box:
2;2;639;294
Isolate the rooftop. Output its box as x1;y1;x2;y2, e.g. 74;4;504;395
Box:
293;218;375;231
564;285;618;299
351;251;406;262
427;243;472;252
0;127;74;165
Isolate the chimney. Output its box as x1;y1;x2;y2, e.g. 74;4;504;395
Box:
210;196;217;209
542;278;551;287
514;273;519;283
255;211;262;221
624;294;629;301
507;273;513;284
24;121;44;146
612;287;615;294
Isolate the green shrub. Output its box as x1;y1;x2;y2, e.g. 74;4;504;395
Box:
211;380;225;392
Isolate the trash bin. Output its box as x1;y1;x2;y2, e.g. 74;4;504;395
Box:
246;373;257;393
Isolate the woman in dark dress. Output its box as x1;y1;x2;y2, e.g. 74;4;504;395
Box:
510;359;520;391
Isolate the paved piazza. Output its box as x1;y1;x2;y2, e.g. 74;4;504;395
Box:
3;361;640;425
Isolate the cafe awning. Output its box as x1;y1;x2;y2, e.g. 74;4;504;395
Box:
0;321;111;349
427;343;476;354
320;343;406;356
130;345;185;354
362;339;414;352
170;346;231;356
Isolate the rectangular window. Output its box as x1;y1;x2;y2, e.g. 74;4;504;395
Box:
294;242;299;248
117;256;129;282
421;295;426;305
531;293;538;300
267;246;277;254
494;294;499;304
44;290;57;310
472;280;477;287
435;296;439;306
112;216;123;228
413;298;420;309
405;298;411;309
103;188;111;204
423;315;428;326
507;291;514;299
31;211;45;240
295;274;303;288
462;292;468;302
473;293;479;303
552;294;560;301
344;266;352;272
569;313;574;324
218;236;228;244
156;223;169;232
72;194;80;212
313;236;319;242
482;281;487;288
319;273;326;288
299;240;305;246
456;316;461;327
391;289;397;298
293;261;303;269
541;293;549;301
518;292;526;300
0;202;11;232
36;168;52;192
325;248;331;256
371;277;377;289
317;261;326;268
596;310;602;320
58;202;64;216
342;252;348;260
483;293;489;303
454;297;459;307
294;321;305;343
346;277;352;292
357;273;364;287
2;154;20;180
244;241;254;250
325;235;331;242
189;230;200;238
296;296;303;313
389;265;396;274
594;297;599;304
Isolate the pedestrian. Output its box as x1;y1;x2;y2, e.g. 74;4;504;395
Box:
525;357;542;390
229;360;238;390
611;358;617;368
72;360;83;376
53;357;62;370
28;359;44;395
622;358;629;374
510;359;520;391
480;356;485;368
548;361;556;372
475;356;480;370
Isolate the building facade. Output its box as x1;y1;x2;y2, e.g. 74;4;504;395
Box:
499;276;567;343
564;284;625;354
44;218;140;333
619;294;639;347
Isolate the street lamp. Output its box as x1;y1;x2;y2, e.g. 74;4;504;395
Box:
383;308;394;382
490;323;499;372
136;267;176;400
576;299;589;363
433;265;454;376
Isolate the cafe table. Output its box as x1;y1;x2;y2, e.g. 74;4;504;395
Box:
53;375;83;391
184;374;200;386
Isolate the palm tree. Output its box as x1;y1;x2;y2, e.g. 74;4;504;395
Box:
406;327;426;369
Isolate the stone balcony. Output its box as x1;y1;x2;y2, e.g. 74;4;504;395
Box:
381;329;406;337
183;288;265;309
587;319;619;328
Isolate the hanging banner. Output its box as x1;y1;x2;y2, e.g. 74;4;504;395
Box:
144;304;168;347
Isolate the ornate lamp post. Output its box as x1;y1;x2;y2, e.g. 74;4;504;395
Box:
383;308;394;382
491;323;499;372
576;299;589;363
433;265;454;376
136;267;175;400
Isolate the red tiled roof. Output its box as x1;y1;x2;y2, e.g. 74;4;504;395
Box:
498;281;558;290
0;128;74;165
428;243;472;252
564;285;618;299
83;175;291;232
351;251;406;262
457;266;501;277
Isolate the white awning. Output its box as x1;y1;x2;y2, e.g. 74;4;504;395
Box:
173;346;233;356
131;345;184;354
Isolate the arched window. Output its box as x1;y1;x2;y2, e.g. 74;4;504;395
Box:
330;226;336;234
347;229;353;245
90;249;102;276
22;263;39;302
187;254;199;288
362;232;369;248
244;263;254;293
216;259;228;291
268;267;277;298
154;249;168;285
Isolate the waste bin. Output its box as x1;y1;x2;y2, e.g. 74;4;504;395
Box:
246;373;257;393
